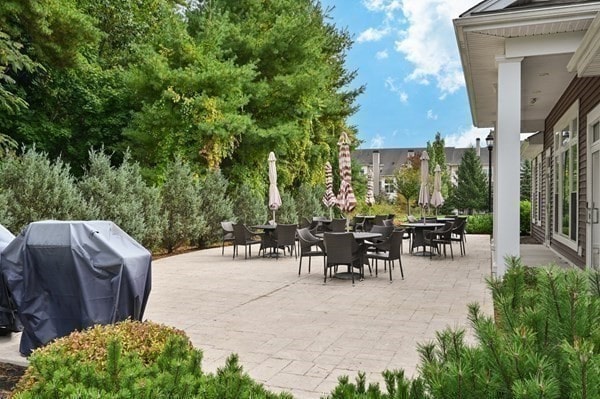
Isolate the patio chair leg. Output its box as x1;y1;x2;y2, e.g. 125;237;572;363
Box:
308;256;312;273
298;257;302;275
389;260;393;282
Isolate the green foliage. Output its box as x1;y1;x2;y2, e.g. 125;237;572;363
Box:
79;148;164;249
232;182;267;225
294;183;325;223
520;201;531;235
276;190;298;224
328;261;600;399
196;170;235;247
520;160;531;201
14;320;292;398
448;148;488;214
325;371;426;399
0;147;91;233
159;157;205;253
466;214;492;234
394;161;420;215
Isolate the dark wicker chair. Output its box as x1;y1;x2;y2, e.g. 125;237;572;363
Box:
365;230;404;281
351;216;366;232
221;221;235;256
297;228;326;274
365;225;394;248
260;224;297;258
371;215;387;228
232;223;262;259
451;218;467;256
326;218;347;232
323;233;363;285
424;222;454;260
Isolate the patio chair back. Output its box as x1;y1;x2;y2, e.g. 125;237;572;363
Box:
323;233;362;284
370;225;394;241
327;218;347;232
297;228;326;274
220;221;235;256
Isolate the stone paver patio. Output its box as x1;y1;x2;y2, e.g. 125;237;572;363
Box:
146;234;494;397
0;234;495;398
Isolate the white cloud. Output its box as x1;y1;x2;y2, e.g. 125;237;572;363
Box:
371;134;385;148
376;49;389;60
361;0;480;98
444;126;490;148
384;77;409;104
357;27;390;43
427;109;438;120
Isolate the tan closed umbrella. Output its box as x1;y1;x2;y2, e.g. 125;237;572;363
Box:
430;164;444;214
268;152;282;221
418;151;430;219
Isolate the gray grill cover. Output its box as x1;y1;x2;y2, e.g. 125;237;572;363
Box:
0;221;151;355
0;224;18;333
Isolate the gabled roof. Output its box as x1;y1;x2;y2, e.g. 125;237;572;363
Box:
454;1;600;131
462;0;595;17
353;147;490;176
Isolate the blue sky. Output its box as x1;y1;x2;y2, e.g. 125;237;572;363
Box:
319;0;489;149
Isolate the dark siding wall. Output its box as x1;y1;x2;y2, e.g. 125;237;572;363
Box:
543;76;600;269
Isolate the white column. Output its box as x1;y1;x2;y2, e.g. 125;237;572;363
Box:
494;56;522;277
372;151;381;196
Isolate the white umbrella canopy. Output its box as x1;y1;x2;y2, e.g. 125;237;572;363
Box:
336;131;357;216
322;161;337;219
365;168;375;207
430;163;444;213
418;150;430;218
268;152;282;221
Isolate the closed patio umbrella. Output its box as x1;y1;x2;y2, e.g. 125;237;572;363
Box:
268;152;282;221
322;161;337;219
418;151;430;219
365;168;375;207
336;132;357;224
430;164;444;214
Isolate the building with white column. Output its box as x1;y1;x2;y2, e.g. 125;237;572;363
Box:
454;0;600;276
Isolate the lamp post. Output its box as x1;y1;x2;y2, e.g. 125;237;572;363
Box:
486;131;494;213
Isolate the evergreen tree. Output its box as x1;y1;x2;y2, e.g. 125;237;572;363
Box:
159;157;205;253
448;147;488;213
520;159;531;201
196;170;234;247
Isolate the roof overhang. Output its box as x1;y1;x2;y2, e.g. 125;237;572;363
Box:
454;1;600;131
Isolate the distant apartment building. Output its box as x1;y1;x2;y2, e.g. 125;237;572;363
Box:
352;139;491;200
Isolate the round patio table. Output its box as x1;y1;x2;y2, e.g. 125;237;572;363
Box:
317;232;382;280
400;222;444;256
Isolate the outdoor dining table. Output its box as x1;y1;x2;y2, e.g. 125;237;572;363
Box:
400;222;444;255
316;232;382;280
436;217;456;222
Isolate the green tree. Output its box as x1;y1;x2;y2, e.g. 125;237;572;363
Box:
196;170;235;247
79;148;164;248
0;147;90;233
160;157;205;253
394;153;421;215
521;159;531;201
448;147;488;213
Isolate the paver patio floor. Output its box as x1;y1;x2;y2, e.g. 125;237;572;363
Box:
0;234;494;398
145;234;494;398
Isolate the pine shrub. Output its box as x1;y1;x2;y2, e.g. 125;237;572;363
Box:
276;190;297;224
79;148;164;249
0;147;91;233
466;214;492;234
196;170;234;247
232;182;266;225
294;183;324;223
13;320;292;399
326;259;600;399
159;157;205;253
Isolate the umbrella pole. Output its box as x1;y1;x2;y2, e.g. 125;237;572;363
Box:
329;207;333;220
272;210;276;222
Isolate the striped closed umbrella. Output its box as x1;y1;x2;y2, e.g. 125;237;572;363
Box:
268;152;282;221
418;150;430;218
336;131;357;214
365;168;375;207
322;161;336;219
430;164;444;213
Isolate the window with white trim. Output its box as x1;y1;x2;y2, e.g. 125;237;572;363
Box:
553;101;578;248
